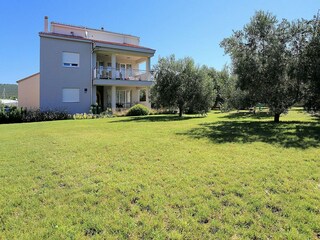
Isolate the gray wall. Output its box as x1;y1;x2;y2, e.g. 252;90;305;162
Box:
40;37;92;114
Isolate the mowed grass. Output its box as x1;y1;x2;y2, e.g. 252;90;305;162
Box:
0;108;319;239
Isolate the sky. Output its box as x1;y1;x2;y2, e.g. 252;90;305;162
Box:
0;0;318;84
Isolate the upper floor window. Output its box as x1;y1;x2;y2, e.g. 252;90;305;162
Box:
62;52;79;67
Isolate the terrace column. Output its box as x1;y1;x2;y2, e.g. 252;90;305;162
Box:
92;85;97;105
111;54;116;79
146;57;151;80
111;86;116;112
92;52;97;78
145;87;151;108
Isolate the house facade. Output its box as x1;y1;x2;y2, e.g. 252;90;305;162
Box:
18;17;156;114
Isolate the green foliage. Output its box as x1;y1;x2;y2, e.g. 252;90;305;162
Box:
73;112;112;119
152;55;215;116
23;109;70;122
89;104;103;114
221;11;306;122
0;106;70;123
127;104;150;116
0;109;319;238
0;84;18;99
295;14;320;113
0;105;22;123
208;66;253;111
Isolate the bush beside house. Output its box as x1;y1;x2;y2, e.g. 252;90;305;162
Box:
127;104;150;116
0;105;70;124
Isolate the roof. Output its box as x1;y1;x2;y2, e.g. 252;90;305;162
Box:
39;32;155;52
17;72;40;83
93;39;155;51
0;99;18;104
51;21;139;39
39;32;90;42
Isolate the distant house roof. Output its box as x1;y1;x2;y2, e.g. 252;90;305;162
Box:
16;72;40;83
0;99;18;106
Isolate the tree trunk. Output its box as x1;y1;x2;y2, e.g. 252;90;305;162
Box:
179;106;183;117
274;113;280;123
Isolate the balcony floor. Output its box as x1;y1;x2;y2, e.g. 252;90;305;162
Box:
93;79;153;87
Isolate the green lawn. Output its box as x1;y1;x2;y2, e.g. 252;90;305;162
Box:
0;108;319;239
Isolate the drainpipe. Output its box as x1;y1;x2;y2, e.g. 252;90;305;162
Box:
90;43;93;106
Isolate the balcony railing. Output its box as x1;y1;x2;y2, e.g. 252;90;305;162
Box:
94;67;153;81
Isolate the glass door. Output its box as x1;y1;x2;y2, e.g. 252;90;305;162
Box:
116;90;126;108
120;64;126;80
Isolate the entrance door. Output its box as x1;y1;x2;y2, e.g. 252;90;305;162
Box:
96;86;104;108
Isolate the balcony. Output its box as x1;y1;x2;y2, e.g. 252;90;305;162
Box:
94;67;153;81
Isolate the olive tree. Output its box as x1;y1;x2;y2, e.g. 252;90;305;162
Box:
221;11;300;122
152;55;214;117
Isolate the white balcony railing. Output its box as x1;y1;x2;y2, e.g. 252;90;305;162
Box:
94;67;153;81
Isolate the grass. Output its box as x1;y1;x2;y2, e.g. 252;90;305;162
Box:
0;108;319;239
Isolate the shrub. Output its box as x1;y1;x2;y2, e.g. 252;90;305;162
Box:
0;106;70;124
73;111;112;120
126;104;149;116
0;106;23;123
22;109;70;122
90;104;103;114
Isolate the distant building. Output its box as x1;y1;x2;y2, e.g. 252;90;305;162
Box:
17;17;156;113
0;99;18;107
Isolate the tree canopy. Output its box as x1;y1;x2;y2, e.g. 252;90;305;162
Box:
152;55;214;116
299;14;320;112
221;11;303;122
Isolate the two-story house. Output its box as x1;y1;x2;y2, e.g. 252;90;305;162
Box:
17;17;156;114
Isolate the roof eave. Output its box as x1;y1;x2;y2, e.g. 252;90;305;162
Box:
94;42;155;56
39;32;92;43
17;72;40;83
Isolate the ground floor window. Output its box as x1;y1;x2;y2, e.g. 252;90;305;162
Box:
139;89;146;101
116;90;132;108
62;88;80;102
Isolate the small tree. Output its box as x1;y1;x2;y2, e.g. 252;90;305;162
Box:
152;55;214;117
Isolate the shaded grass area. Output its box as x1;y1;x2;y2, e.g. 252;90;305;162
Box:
181;121;320;149
0;108;319;239
110;115;198;123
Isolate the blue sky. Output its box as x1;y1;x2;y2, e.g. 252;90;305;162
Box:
0;0;318;84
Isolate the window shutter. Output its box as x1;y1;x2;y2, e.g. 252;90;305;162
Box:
62;52;79;67
62;88;80;102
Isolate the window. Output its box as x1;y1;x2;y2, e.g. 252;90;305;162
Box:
62;52;80;67
62;88;80;102
116;90;126;104
139;89;146;101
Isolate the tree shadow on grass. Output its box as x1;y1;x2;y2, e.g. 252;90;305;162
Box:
109;115;200;123
219;111;273;120
179;121;320;149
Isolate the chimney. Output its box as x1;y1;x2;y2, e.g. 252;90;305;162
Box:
44;16;48;32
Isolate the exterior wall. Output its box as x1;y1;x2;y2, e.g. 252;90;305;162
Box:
40;37;92;114
18;74;40;109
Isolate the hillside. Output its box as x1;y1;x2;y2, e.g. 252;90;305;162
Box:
0;84;18;99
